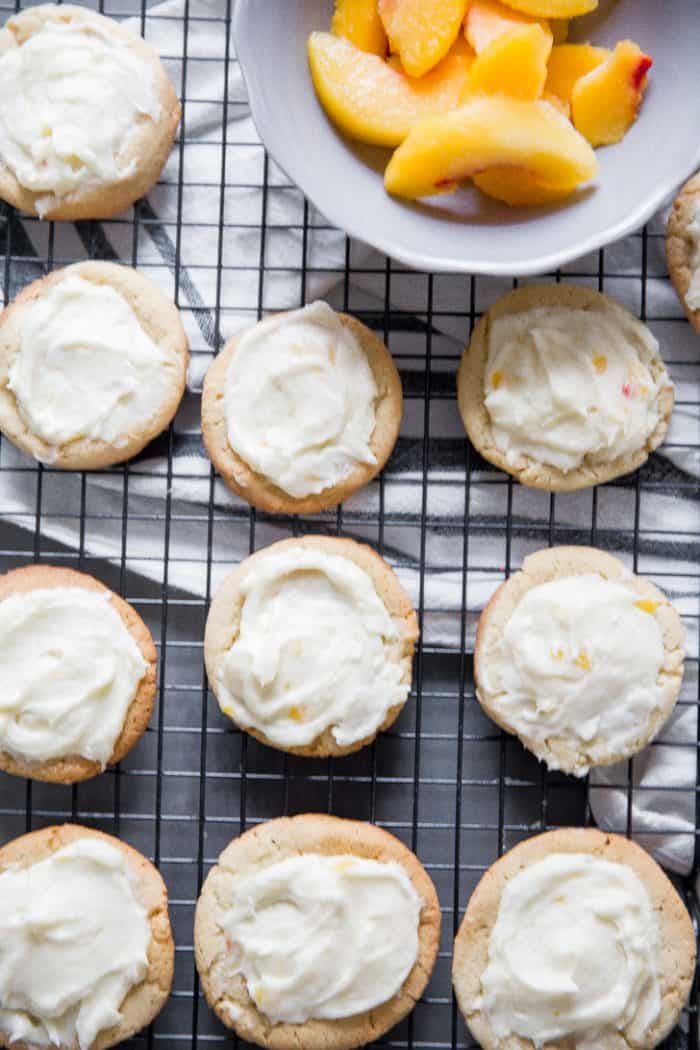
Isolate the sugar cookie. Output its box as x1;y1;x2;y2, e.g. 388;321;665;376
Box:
0;4;180;220
0;823;174;1050
194;814;441;1050
204;535;417;757
453;828;696;1050
458;284;673;491
201;303;402;514
0;564;157;784
0;261;188;469
474;546;684;776
666;171;700;333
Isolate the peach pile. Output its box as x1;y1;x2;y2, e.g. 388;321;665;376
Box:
308;0;653;208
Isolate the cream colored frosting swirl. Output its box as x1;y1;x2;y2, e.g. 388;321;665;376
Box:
224;302;378;498
8;275;170;449
0;838;150;1050
484;304;669;472
0;14;160;216
0;586;148;765
685;200;700;311
480;852;661;1048
216;853;422;1024
216;547;408;748
479;574;667;775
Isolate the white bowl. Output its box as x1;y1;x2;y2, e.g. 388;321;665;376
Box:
234;0;700;276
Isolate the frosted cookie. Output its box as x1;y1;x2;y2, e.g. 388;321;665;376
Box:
194;814;441;1050
0;823;174;1050
204;535;417;757
0;261;188;469
0;5;180;220
201;302;402;514
666;171;700;333
458;284;674;491
453;828;696;1050
474;546;684;777
0;564;157;784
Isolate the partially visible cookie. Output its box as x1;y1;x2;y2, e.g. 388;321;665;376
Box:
458;284;674;491
0;261;188;469
666;171;700;333
474;546;684;776
204;535;418;758
453;828;696;1050
0;4;180;220
0;564;157;784
194;814;441;1050
201;302;403;515
0;823;174;1050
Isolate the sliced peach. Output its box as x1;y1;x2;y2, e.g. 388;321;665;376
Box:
384;96;598;199
551;18;569;44
571;40;652;146
499;0;598;14
545;43;610;107
389;33;475;73
473;167;575;205
378;0;468;77
467;24;551;101
331;0;387;57
308;32;473;148
464;0;552;55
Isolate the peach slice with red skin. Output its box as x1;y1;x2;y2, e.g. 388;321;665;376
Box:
500;0;598;15
464;0;552;55
308;32;473;148
331;0;387;57
384;96;598;200
467;24;551;101
378;0;468;77
545;43;610;108
571;40;652;147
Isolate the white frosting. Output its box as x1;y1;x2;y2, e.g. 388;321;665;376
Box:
216;853;422;1024
0;586;148;765
480;852;661;1048
484;304;669;473
215;547;408;749
0;838;150;1050
480;574;667;775
8;275;171;448
224;302;378;498
685;200;700;311
0;14;160;216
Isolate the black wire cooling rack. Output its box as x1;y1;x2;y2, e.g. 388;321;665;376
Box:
0;1;698;1048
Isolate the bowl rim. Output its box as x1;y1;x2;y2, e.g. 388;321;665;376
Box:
233;2;700;277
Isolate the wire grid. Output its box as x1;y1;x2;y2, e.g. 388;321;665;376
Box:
0;0;698;1048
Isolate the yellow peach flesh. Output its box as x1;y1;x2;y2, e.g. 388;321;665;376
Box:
473;167;575;206
499;0;598;15
384;96;598;200
464;0;552;55
378;0;469;77
331;0;388;57
545;43;610;107
571;39;652;147
308;31;472;148
467;24;551;101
